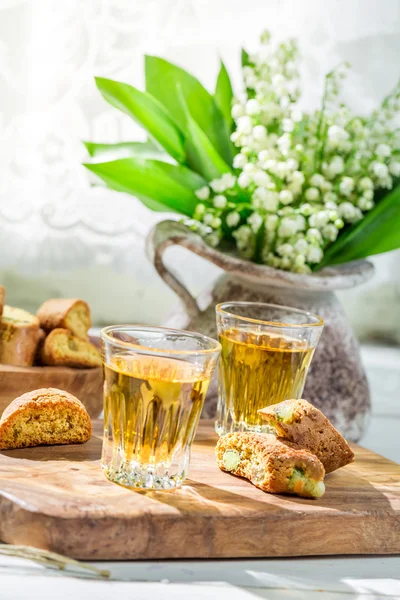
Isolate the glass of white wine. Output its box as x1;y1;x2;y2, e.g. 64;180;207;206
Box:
101;325;220;490
216;302;324;436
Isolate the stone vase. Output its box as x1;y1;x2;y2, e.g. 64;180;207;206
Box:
147;220;375;442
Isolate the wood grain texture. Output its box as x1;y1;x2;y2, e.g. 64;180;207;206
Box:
0;365;103;419
0;420;398;560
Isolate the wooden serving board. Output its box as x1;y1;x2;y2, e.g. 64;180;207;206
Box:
0;420;398;560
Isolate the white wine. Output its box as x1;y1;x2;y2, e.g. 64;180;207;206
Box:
216;327;314;434
103;354;211;488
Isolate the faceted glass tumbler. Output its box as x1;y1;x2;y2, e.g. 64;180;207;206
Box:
101;325;220;490
215;302;324;436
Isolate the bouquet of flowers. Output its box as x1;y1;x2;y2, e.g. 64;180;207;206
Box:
85;31;400;273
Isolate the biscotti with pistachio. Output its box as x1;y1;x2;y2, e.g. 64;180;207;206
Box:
0;387;92;450
0;285;4;317
0;305;40;367
37;298;91;340
216;432;325;498
259;399;354;474
41;328;101;368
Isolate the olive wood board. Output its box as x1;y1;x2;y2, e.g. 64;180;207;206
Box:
0;420;398;560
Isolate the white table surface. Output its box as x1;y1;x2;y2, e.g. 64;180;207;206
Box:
1;343;399;600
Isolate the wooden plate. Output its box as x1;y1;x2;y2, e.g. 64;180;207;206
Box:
0;364;103;418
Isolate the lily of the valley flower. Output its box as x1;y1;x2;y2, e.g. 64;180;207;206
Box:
190;30;400;272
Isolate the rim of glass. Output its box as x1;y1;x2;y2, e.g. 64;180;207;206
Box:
100;324;221;356
216;302;324;328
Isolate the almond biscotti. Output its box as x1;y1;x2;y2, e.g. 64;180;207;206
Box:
34;328;46;365
216;432;325;498
0;387;92;450
0;285;4;316
0;305;40;367
41;328;101;368
37;298;91;340
258;399;354;474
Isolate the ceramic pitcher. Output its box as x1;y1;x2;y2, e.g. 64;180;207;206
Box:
147;220;374;441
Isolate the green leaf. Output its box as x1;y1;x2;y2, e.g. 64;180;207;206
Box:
83;140;167;161
254;221;266;264
145;56;233;165
177;86;232;180
214;60;233;132
185;117;232;180
95;77;185;162
83;158;206;215
317;184;400;268
241;48;250;68
241;48;255;99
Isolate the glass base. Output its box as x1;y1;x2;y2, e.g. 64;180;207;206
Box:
102;462;185;490
215;418;275;437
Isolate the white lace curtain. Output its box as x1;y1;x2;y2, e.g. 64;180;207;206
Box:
0;0;399;335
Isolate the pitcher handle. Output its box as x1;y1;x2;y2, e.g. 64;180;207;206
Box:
146;220;206;320
146;220;376;311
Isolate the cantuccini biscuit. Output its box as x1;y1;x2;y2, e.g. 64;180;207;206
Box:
0;305;40;367
216;432;325;498
40;328;101;368
0;387;92;450
259;399;354;473
37;298;91;340
0;285;4;317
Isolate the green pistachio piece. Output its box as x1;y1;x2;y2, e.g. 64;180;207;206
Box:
222;449;240;471
310;481;325;498
289;467;325;498
274;403;295;423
